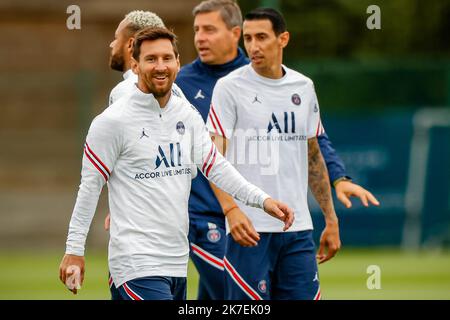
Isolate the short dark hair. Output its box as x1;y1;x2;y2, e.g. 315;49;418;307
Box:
244;7;286;36
132;27;179;61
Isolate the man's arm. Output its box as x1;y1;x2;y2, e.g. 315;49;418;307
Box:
209;135;261;247
308;137;341;264
59;114;121;294
203;78;290;245
318;133;380;208
191;111;294;232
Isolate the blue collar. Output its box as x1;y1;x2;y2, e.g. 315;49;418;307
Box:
193;47;249;78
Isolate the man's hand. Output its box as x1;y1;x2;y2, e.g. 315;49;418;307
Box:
335;180;380;208
263;198;294;231
226;207;260;247
59;254;85;294
104;213;111;231
317;219;341;264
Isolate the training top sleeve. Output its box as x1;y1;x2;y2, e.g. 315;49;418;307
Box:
65;114;123;256
206;79;236;139
190;108;270;209
318;132;349;183
306;82;325;138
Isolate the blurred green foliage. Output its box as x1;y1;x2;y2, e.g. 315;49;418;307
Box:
239;0;450;59
238;0;450;112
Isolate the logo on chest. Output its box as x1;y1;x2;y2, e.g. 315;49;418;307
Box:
176;121;185;135
140;128;149;139
155;143;182;169
252;94;262;104
291;93;301;106
194;89;205;100
267;112;296;134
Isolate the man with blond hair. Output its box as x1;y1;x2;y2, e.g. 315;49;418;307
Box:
108;10;185;105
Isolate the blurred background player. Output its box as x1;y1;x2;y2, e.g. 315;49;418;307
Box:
108;10;186;106
59;27;295;300
175;0;379;300
207;7;339;300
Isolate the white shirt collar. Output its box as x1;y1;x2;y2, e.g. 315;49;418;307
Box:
130;83;175;113
123;69;134;80
248;64;288;85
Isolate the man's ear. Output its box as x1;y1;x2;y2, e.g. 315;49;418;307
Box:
131;57;139;74
279;31;290;49
231;26;242;42
126;37;134;54
176;55;181;72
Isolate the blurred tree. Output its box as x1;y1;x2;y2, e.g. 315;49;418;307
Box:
237;0;450;110
238;0;450;59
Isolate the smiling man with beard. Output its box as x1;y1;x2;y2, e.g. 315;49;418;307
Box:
59;27;295;300
104;11;192;298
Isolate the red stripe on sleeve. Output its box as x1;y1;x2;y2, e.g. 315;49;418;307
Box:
315;119;322;137
208;113;219;136
84;148;108;182
205;148;217;178
85;142;111;175
202;144;214;173
210;106;226;138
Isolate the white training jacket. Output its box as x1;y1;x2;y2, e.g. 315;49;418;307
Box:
207;64;324;233
65;84;270;287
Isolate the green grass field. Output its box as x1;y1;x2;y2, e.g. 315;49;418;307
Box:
0;248;449;300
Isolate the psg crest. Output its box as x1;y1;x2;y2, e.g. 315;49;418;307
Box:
291;93;301;106
176;121;185;135
258;280;267;293
207;229;221;243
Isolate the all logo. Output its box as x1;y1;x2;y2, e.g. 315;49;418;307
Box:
176;121;185;135
267;112;296;134
291;93;301;105
155;143;182;169
258;280;267;293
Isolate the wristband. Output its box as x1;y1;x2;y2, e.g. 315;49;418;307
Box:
332;176;352;188
223;205;239;216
